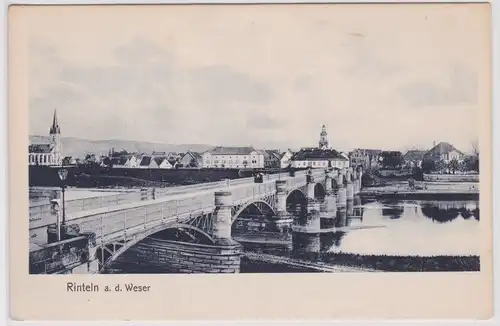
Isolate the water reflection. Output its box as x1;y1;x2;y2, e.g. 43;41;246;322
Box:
420;201;479;223
380;199;405;219
245;198;480;258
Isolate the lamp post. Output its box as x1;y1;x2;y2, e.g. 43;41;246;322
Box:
58;168;68;231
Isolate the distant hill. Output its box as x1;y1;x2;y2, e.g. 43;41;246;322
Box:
29;135;214;158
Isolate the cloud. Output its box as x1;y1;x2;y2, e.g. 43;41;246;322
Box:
398;64;478;108
245;113;279;130
29;37;275;144
188;65;274;105
339;33;402;80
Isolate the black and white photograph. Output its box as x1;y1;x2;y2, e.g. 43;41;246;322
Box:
25;4;486;277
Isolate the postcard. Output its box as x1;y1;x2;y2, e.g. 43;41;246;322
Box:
9;3;492;320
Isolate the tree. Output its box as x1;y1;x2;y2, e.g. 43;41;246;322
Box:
462;155;479;173
471;139;479;156
380;151;403;169
434;160;447;173
448;158;459;174
189;158;197;168
421;159;435;174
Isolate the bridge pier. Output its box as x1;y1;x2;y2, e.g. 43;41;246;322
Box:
305;175;321;222
272;180;293;233
336;170;347;208
213;191;238;246
292;175;321;258
352;169;359;195
109;238;242;274
357;167;363;194
320;170;337;225
346;168;354;201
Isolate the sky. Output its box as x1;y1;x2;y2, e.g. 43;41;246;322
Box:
26;4;489;153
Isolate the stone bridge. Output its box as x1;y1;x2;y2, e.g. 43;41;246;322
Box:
30;167;363;274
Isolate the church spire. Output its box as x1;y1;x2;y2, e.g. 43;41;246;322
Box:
319;124;328;149
49;109;60;134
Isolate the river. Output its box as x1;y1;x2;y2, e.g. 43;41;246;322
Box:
106;197;480;273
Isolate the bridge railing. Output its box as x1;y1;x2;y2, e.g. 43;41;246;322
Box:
29;191;143;223
30;169;319;222
74;192;216;245
230;182;277;205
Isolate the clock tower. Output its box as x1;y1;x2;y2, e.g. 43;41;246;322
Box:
318;125;329;150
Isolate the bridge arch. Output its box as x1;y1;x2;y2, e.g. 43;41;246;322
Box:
286;188;307;203
314;182;326;198
231;200;276;222
285;188;307;216
97;221;215;271
158;223;216;244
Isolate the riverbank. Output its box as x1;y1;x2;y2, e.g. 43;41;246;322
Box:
293;252;480;272
360;181;479;200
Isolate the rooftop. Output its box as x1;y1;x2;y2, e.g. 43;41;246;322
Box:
425;142;463;156
29;144;54;154
291;148;348;161
206;146;258;155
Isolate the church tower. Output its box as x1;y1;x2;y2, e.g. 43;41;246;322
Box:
49;109;62;165
318;124;329;150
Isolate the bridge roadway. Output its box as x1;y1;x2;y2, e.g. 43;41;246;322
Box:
29;170;312;227
33;169;330;254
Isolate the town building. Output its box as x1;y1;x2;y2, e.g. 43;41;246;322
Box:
402;149;427;168
349;149;382;169
263;150;281;169
168;158;179;168
167;152;182;161
180;151;203;168
110;154;139;168
138;156;158;169
154;156;173;169
28;110;63;166
201;146;265;169
290;148;349;169
424;142;464;163
279;149;294;168
289;125;349;169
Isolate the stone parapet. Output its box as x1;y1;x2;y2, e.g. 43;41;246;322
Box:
112;237;242;273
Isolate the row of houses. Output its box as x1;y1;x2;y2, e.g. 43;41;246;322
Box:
65;145;352;170
348;141;471;170
103;148;294;169
101;151;203;169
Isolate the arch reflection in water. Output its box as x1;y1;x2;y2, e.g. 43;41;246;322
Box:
352;196;364;220
335;208;348;228
320;231;347;252
346;199;354;220
380;199;405;219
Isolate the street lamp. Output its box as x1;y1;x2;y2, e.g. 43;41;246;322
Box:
58;168;68;228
